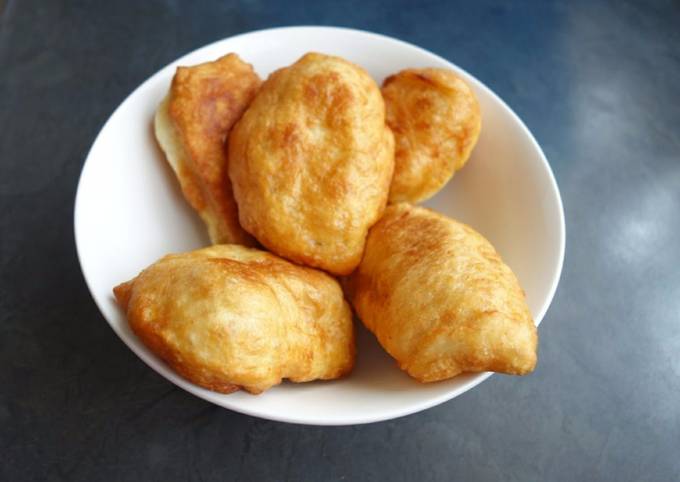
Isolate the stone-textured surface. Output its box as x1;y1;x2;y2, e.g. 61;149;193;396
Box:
1;1;679;480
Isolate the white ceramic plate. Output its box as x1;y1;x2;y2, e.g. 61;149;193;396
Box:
74;26;565;425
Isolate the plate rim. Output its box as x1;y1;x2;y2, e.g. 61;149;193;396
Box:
73;25;566;425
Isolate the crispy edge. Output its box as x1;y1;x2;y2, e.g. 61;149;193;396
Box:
155;53;260;246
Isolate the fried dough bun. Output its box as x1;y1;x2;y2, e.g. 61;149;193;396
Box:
113;245;354;394
228;52;395;275
382;68;481;203
154;53;261;245
346;204;537;382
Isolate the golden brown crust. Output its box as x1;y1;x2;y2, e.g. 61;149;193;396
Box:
154;53;261;245
347;204;537;382
112;280;134;310
114;245;355;394
382;68;481;203
228;52;395;275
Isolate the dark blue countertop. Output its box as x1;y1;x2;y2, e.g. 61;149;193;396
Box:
1;1;679;480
